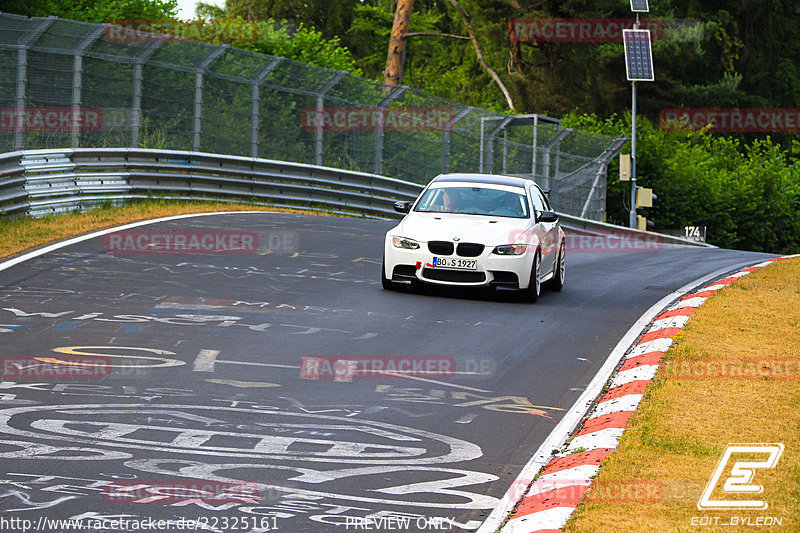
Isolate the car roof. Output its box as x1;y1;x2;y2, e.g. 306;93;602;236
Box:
431;173;533;189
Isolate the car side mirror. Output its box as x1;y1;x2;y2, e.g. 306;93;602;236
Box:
538;210;558;223
394;201;412;214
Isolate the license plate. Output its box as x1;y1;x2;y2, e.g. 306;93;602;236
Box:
432;257;477;270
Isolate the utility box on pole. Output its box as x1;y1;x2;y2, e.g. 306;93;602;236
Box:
636;187;653;207
619;153;631;180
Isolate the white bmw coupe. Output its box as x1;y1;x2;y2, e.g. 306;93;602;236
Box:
382;173;566;302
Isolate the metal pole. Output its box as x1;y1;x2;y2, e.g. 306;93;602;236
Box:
531;115;538;179
130;42;161;147
70;27;104;149
250;57;283;158
441;107;471;174
70;54;83;148
479;117;486;172
502;129;508;174
193;45;227;152
629;80;638;228
485;116;513;174
14;48;28;151
314;71;346;166
15;18;55;150
629;14;641;229
374;86;406;175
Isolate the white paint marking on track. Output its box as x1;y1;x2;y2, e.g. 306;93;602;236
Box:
192;350;220;372
503;507;575;532
566;428;626;452
610;365;659;387
533;464;601;485
205;379;280;388
477;259;770;533
215;360;300;370
592;394;643;417
650;314;691;331
381;372;492;393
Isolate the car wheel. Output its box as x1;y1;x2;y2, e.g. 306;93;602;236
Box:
521;250;541;303
544;243;565;291
381;257;398;290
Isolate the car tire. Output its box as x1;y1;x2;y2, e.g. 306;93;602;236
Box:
543;243;565;291
381;257;398;290
520;250;541;303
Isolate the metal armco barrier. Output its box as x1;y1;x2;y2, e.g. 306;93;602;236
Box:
0;148;421;219
0;148;710;247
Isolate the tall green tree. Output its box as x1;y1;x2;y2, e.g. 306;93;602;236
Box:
0;0;179;22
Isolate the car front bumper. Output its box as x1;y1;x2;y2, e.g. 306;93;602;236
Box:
384;238;536;289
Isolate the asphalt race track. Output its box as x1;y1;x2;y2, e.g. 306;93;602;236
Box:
0;212;776;533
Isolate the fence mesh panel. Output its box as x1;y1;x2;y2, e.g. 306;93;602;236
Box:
0;12;623;219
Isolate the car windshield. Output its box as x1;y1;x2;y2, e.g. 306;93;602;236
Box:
414;186;529;218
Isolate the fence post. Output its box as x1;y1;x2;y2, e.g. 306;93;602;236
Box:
442;107;472;174
70;26;105;148
130;42;161;147
314;71;346;166
531;114;539;179
250;57;284;158
485;116;513;174
192;45;228;152
14;18;55;150
373;85;406;175
579;135;627;219
542;128;571;192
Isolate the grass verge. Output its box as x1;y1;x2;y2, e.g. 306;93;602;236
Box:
564;256;800;532
0;200;332;260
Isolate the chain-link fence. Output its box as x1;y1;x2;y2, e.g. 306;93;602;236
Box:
0;12;625;220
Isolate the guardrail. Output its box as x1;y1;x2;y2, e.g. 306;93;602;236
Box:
0;148;711;247
0;148;422;219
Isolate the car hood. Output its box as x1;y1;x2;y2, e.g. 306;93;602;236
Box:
396;212;532;245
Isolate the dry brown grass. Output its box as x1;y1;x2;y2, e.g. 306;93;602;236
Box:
564;256;800;532
0;201;335;260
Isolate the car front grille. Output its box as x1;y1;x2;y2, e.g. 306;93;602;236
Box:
422;268;486;283
456;243;484;257
428;241;454;255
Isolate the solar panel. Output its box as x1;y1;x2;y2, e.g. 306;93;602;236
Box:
623;29;654;81
630;0;649;12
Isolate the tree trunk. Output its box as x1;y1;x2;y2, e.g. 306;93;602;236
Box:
384;0;415;86
448;0;516;111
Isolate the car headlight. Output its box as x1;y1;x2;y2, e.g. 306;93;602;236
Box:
492;244;527;255
392;236;420;249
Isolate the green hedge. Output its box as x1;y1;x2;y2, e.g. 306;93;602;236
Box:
563;113;800;254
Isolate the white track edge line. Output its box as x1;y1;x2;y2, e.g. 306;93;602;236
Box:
477;258;772;533
0;211;272;272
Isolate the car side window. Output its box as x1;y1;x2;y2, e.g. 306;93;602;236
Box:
537;189;551;211
529;186;545;215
